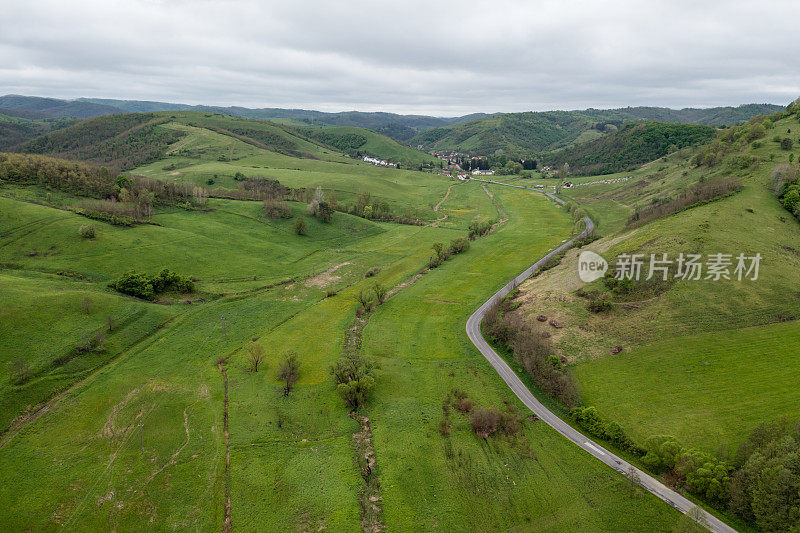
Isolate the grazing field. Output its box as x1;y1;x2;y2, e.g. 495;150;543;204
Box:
575;319;800;454
0;158;688;531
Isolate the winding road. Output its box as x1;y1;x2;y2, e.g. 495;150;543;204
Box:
465;186;736;533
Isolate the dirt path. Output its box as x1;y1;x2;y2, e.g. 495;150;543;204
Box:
434;183;458;212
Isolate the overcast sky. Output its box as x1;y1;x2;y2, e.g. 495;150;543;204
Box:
1;0;799;116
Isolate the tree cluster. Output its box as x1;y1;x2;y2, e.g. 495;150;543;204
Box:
109;268;195;300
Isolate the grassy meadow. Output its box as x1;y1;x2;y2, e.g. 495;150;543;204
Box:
0;132;690;532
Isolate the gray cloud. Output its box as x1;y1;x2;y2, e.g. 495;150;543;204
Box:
1;0;798;115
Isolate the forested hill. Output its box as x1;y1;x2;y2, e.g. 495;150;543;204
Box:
543;122;717;175
410;104;783;157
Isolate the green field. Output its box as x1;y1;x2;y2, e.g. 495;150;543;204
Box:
0;148;689;530
575;320;800;454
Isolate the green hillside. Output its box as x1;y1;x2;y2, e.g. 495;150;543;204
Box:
13;111;439;174
412;104;782;157
504;103;800;529
544;122;716;175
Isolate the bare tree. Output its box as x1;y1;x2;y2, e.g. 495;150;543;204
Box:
277;351;300;396
247;344;265;373
105;315;116;332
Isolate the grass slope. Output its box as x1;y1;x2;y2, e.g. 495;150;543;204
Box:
514;108;800;456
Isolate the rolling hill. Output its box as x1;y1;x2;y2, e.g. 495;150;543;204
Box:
12;111;438;172
411;104;782;157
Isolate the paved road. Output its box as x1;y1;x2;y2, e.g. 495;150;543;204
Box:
465;187;736;533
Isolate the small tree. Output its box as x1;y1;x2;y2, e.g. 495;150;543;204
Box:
80;296;93;315
331;352;376;409
105;315;116;332
356;289;372;310
277;351;300;396
294;217;308;236
246;343;265;373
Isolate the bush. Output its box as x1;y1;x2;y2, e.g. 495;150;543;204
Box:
79;224;96;239
586;292;613;313
263;196;292;219
468;220;492;240
781;137;793;150
448;237;470;255
641;434;684;472
294;217;308;235
110;270;155;300
470;407;502;439
569;406;637;451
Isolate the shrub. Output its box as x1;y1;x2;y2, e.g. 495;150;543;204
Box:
79;224;96;239
586;292;613;313
780;137;793;150
641;434;684;472
263;196;292;219
569;406;637;452
110;270;155;300
448;237;470;255
470;407;502;439
294;217;308;235
468;220;492;240
372;283;387;304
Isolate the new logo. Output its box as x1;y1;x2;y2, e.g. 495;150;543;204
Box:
578;251;608;282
